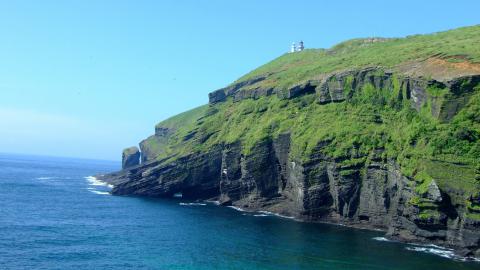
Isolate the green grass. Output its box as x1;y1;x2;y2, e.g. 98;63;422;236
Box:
141;105;209;159
423;160;477;193
233;25;480;90
155;105;209;131
466;212;480;220
151;80;479;172
414;171;434;195
418;210;441;220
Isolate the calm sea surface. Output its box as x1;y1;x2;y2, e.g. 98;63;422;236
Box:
0;153;478;270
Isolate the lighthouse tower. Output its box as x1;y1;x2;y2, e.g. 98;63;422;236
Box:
298;41;304;51
290;42;296;53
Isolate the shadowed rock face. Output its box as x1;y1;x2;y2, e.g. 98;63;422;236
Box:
122;147;140;169
113;148;222;198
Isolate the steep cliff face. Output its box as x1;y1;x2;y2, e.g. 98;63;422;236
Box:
121;147;140;169
102;26;480;258
105;131;479;256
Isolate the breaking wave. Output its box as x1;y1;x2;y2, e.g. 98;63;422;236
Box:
405;243;479;262
36;176;57;180
227;206;245;212
88;190;110;195
253;214;270;217
372;237;394;242
179;202;206;206
85;176;113;188
257;210;295;219
372;236;478;261
85;176;113;195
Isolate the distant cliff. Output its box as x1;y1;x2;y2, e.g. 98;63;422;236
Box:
103;25;480;259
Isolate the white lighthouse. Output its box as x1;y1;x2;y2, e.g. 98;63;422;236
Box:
290;42;296;53
289;41;304;53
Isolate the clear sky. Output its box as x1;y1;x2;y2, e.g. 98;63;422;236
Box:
1;0;478;161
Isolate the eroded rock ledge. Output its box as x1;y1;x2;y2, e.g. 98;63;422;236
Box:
209;67;480;121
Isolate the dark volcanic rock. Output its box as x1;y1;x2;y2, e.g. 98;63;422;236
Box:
208;76;268;104
122;146;140;169
113;146;223;199
155;126;171;136
104;136;480;258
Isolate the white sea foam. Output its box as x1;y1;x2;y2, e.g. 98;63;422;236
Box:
257;210;295;219
36;176;57;180
204;200;221;205
253;214;269;217
173;192;183;198
88;190;110;195
371;236;478;262
85;176;113;188
405;243;480;262
227;206;245;212
372;237;393;242
406;246;458;260
179;202;206;206
84;176;113;195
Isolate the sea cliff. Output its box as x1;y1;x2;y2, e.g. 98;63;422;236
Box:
102;25;480;258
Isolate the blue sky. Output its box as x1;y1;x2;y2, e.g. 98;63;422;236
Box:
1;0;478;161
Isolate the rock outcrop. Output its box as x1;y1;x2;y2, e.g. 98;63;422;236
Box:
208;66;480;122
122;146;140;169
208;76;268;103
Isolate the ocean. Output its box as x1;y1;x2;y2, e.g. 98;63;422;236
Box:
0;153;478;270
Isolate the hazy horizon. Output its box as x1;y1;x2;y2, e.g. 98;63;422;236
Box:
1;0;479;161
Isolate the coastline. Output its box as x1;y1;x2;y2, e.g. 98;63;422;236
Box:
100;186;480;263
211;200;480;262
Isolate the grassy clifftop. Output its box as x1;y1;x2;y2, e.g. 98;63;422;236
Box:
234;25;480;90
140;105;208;160
140;25;480;210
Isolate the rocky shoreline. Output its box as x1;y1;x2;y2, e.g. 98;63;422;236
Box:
98;141;480;260
96;169;478;262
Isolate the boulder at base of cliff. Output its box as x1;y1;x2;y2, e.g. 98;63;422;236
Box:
122;146;140;169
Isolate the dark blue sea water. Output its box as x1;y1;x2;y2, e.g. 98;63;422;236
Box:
0;153;478;270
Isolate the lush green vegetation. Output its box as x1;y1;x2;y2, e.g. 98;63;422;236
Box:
141;105;208;159
234;25;480;90
149;81;479;195
155;105;209;131
140;25;480;212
